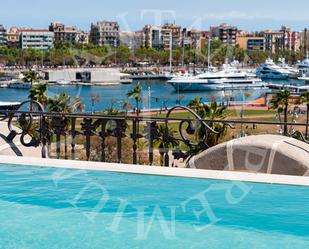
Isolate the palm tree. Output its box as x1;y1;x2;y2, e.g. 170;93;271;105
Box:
24;69;39;88
270;89;291;136
90;93;100;114
122;99;132;115
187;98;227;147
300;91;309;139
48;93;84;159
127;83;142;116
153;125;179;166
48;93;84;113
29;82;49;108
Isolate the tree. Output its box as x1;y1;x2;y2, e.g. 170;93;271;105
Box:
122;99;132;115
270;89;291;136
187;98;228;147
90;93;101;114
153;125;179;166
300;91;309;139
127;83;142;116
29;82;49;107
48;93;84;113
24;69;39;88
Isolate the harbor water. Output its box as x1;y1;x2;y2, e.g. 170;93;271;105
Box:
0;79;304;112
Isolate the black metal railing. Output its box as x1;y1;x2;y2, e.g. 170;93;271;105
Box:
0;100;308;167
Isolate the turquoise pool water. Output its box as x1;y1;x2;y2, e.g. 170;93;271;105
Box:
0;164;308;249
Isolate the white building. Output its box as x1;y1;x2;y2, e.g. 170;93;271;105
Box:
44;68;122;84
19;29;54;50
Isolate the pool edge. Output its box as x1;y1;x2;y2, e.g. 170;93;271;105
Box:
0;155;308;186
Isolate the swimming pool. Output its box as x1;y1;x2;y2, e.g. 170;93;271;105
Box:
0;161;308;249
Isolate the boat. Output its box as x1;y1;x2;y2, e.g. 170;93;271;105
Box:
120;73;133;84
297;55;309;76
8;81;34;89
277;58;299;78
0;101;21;110
256;58;291;79
56;79;71;85
169;62;264;92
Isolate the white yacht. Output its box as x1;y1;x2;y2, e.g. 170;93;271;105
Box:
169;63;264;92
277;58;299;78
8;81;35;89
297;55;309;76
256;58;291;79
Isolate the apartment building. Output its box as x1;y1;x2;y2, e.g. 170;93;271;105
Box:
183;29;203;50
142;23;181;50
264;30;284;53
301;28;309;54
281;26;300;52
6;27;19;48
49;22;78;44
210;24;238;46
90;21;119;47
0;25;7;47
119;31;143;51
236;33;265;51
19;29;54;50
161;23;182;49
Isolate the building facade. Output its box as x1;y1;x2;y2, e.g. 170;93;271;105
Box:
6;27;19;48
236;33;265;51
119;31;143;51
0;25;7;47
142;23;182;50
281;26;300;52
90;21;119;47
161;23;182;49
301;28;309;54
49;22;78;44
264;30;284;53
19;29;54;50
210;24;238;45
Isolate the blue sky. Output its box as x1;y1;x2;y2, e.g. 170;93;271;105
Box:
1;0;309;31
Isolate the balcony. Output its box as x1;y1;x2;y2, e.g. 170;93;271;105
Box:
0;101;308;170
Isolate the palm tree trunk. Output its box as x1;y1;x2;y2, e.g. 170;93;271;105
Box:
306;104;309;139
136;100;139;116
284;104;288;136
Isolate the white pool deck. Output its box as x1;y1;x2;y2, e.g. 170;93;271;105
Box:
0;155;308;187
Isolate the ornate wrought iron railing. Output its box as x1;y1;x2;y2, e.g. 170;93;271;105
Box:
0;100;308;167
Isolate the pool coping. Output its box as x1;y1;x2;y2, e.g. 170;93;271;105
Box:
0;155;308;187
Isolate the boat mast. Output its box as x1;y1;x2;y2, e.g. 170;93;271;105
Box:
182;31;186;67
170;32;173;73
207;36;211;72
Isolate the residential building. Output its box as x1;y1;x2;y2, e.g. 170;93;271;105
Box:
49;22;78;44
236;33;265;51
183;29;203;50
280;26;300;52
301;28;309;54
161;23;182;49
142;25;164;49
90;21;119;47
19;29;54;50
210;24;238;45
119;31;143;51
0;25;7;47
264;27;300;53
264;30;284;53
6;27;20;48
142;23;182;50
